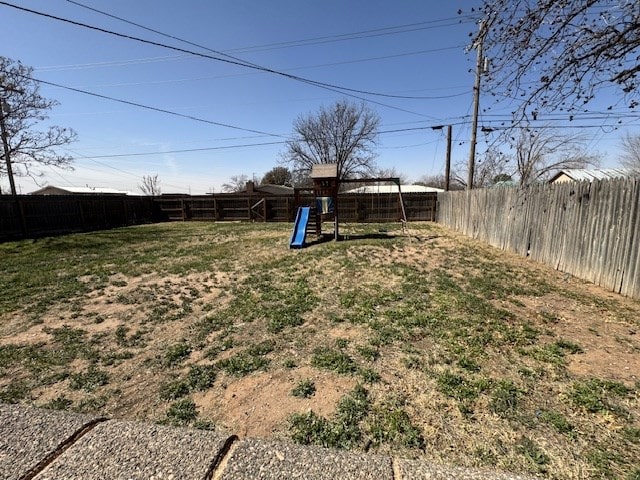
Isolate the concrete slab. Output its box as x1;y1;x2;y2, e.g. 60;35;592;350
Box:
218;439;393;480
396;458;535;480
34;420;232;480
0;403;101;480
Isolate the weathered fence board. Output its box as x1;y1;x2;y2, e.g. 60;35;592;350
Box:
155;193;437;224
437;179;640;300
1;192;437;242
0;195;156;241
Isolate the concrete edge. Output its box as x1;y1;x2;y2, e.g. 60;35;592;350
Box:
2;403;536;480
21;417;107;480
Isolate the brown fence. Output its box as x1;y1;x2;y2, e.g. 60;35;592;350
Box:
437;178;640;300
0;192;437;242
0;195;156;241
155;192;437;223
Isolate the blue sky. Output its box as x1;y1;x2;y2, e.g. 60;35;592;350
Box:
2;0;636;194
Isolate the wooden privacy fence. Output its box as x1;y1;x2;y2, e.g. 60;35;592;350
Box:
437;178;640;300
0;193;437;242
0;195;156;241
155;192;437;223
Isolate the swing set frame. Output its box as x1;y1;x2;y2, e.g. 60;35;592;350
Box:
296;163;407;241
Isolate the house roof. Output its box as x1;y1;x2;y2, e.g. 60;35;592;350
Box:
492;180;519;188
549;168;633;183
254;184;294;195
344;185;443;194
30;185;131;195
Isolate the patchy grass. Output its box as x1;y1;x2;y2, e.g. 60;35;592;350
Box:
1;221;639;479
159;364;218;401
163;342;192;367
165;398;198;425
217;351;270;376
311;348;358;375
291;379;316;398
569;378;631;416
289;384;370;449
69;366;109;392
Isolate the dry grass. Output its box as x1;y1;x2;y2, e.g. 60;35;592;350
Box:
1;221;639;479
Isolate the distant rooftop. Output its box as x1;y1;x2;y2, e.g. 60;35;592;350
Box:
256;184;294;195
549;168;634;183
30;185;132;195
344;185;443;194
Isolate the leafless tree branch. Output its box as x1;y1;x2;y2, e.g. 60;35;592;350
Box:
283;100;379;180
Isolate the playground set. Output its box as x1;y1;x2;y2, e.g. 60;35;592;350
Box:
289;163;407;248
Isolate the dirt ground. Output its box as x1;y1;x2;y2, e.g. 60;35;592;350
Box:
1;222;639;478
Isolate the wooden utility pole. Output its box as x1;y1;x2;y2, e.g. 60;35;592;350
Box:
467;21;487;190
445;125;452;191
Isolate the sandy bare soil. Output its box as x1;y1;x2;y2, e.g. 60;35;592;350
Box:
1;222;638;478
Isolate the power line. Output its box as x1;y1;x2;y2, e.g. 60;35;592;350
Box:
62;124;469;161
37;46;469;102
27;75;283;137
67;0;476;56
35;54;187;71
226;21;476;54
32;75;464;141
0;1;454;107
22;73;468;161
70;141;287;159
65;0;258;68
64;147;191;190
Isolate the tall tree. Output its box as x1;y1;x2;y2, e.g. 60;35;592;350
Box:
261;166;292;186
475;1;640;121
620;132;640;174
284;100;379;180
138;174;161;196
0;56;76;193
511;126;599;185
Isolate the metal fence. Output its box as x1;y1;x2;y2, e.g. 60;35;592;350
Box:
437;178;640;300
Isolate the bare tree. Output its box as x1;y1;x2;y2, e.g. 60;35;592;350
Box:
261;166;292;186
511;127;599;185
138;174;161;196
290;169;311;188
221;174;250;193
620;132;640;174
474;149;512;187
375;167;409;184
415;173;465;190
0;56;76;192
284;100;379;180
474;1;640;121
455;148;512;188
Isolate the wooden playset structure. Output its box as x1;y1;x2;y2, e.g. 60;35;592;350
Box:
289;163;407;248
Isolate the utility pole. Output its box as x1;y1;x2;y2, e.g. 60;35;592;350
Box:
0;97;17;196
445;125;452;191
467;20;487;190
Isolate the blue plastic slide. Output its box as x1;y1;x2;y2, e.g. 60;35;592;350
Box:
289;206;311;248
